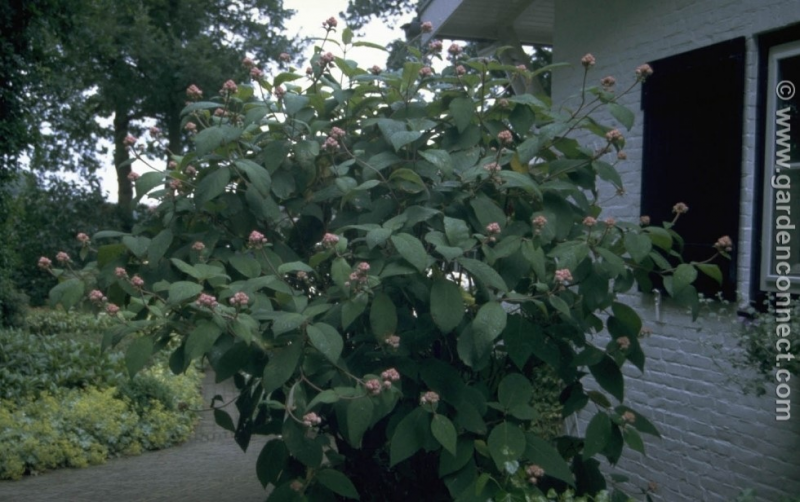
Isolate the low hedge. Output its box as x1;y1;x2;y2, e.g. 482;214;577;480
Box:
0;311;203;480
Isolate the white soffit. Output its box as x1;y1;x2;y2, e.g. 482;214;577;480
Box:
419;0;554;45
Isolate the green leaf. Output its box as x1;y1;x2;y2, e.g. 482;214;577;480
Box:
549;295;572;318
49;278;84;311
472;301;507;359
431;414;458;456
420;149;453;175
583;412;612;460
498;373;532;410
457;257;508;292
444;216;473;249
623;426;645;455
390;233;428;272
185;320;222;360
366;227;392;249
262;339;303;395
283;93;309;115
439;438;474;477
353;40;388;51
390;131;423;151
470;196;506;231
283;419;322;468
168;281;203;304
695;263;722;285
257;440;288;487
624;232;651;263
593;161;623;188
194;125;241;156
277;261;313;275
524;434;575;486
450;96;475;132
346;397;374;448
229;254;261;278
589;355;624;402
341;299;366;330
196;167;231;205
134;172;166;201
645;226;673;250
122;235;150;259
235;159;271;196
498;171;541;197
341;27;354;44
607;103;635;130
487;422;526;471
389;168;426;193
317;469;360;499
430;279;465;333
370;292;397;337
390;408;428;466
307;323;343;363
272;312;307;336
672;263;697;294
147;229;173;265
614;406;660;437
307;389;340;410
126;336;153;378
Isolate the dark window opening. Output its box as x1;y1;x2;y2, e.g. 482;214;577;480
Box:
640;38;745;301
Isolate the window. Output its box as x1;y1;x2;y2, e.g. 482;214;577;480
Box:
640;38;745;300
759;40;800;294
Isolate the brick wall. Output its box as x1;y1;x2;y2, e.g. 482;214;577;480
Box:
552;1;800;500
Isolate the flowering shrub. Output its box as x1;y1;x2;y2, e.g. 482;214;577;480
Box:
46;23;725;500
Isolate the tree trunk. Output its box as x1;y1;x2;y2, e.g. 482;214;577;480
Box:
113;107;133;229
166;104;182;169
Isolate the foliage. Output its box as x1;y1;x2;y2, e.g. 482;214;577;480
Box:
0;276;28;329
49;23;726;501
2;173;125;306
0;313;203;480
24;308;114;339
699;293;800;396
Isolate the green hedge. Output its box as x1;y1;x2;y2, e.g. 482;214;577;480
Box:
0;311;203;480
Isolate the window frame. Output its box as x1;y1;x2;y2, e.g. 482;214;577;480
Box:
759;39;800;294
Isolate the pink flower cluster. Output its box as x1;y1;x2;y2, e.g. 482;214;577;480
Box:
604;217;616;226
635;63;654;81
380;368;401;389
250;67;263;79
365;379;382;395
38;256;52;269
370;65;382;75
532;215;547;233
302;412;322;427
419;66;433;78
384;334;400;349
196;293;218;309
605;129;624;144
89;289;107;304
526;464;545;485
131;275;145;289
127;172;140;181
483;162;501;174
77;232;90;245
448;43;462;57
714;235;733;252
428;40;443;52
554;268;572;284
185;122;197;132
186;84;203;100
616;151;627;160
497;130;513;145
583;216;597;227
621;411;636;424
485;222;501;236
242;57;254;68
249;230;268;248
123;135;137;148
192;241;206;251
581;53;596;68
640;215;651;226
601;76;616;88
330;127;346;139
455;65;466;76
279;52;291;63
106;303;120;315
274;86;286;100
322;16;338;30
56;251;70;264
322;136;339;152
672;202;689;214
115;267;128;279
318;52;335;69
229;291;250;307
420;391;440;406
346;262;370;287
421;21;433;33
617;336;631;350
322;233;339;247
220;80;238;96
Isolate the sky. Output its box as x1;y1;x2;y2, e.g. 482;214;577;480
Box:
91;0;415;203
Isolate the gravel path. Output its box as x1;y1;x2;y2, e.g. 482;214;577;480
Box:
0;371;271;502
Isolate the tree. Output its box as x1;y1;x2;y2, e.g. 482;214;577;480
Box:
2;1;301;222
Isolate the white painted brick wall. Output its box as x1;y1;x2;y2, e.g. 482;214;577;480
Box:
551;1;800;500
